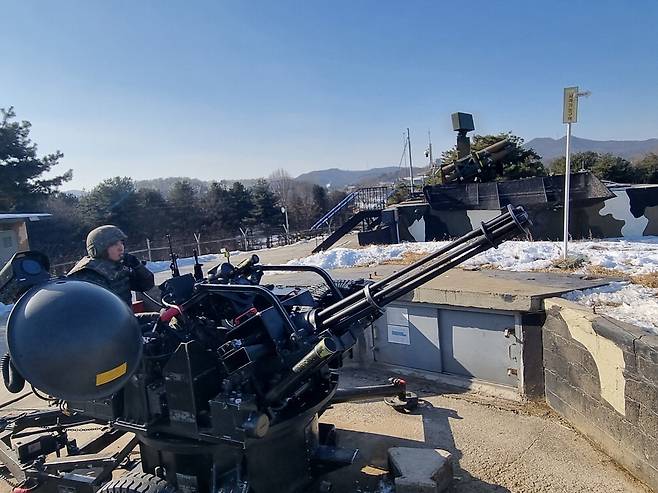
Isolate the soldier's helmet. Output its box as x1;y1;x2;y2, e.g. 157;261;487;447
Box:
86;225;127;258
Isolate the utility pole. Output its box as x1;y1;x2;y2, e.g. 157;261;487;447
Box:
562;86;591;259
424;131;434;185
407;128;414;194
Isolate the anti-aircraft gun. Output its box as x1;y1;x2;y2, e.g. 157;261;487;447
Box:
0;206;530;493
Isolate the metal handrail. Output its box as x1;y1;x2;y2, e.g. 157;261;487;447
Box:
309;186;392;231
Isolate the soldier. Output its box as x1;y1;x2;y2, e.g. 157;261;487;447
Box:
68;225;154;305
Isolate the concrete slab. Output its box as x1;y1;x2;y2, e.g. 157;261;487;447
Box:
256;266;611;313
146;236;612;312
401;269;611;312
388;447;453;493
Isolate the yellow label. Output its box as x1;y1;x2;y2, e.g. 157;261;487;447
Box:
95;362;127;386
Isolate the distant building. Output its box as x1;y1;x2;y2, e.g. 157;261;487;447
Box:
0;213;51;264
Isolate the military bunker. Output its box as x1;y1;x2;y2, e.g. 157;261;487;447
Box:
359;173;658;246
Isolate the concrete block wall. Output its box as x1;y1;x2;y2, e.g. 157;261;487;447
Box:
543;298;658;490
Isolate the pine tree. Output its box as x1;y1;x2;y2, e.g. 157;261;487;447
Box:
134;188;168;241
250;179;281;233
0;107;72;211
635;153;658;184
79;177;139;237
225;182;254;233
167;180;202;237
202;182;233;234
311;184;329;217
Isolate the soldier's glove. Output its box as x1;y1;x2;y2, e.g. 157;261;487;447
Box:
122;253;142;269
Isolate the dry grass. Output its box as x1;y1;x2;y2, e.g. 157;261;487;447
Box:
551;255;587;270
584;265;629;280
582;266;658;289
380;251;428;265
631;272;658;289
374;249;658;291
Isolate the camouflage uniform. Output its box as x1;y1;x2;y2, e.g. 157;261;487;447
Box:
68;225;154;305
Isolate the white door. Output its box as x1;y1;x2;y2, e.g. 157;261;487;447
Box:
0;229;18;265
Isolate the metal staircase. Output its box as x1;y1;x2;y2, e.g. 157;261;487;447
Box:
311;210;382;254
309;186;391;253
310;186;391;231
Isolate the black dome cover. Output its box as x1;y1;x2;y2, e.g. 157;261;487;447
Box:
7;280;142;401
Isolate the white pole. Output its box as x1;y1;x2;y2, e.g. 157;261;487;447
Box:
283;208;289;234
407;128;414;194
562;122;572;259
146;238;152;262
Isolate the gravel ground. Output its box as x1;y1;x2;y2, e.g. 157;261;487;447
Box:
320;368;651;493
0;367;649;493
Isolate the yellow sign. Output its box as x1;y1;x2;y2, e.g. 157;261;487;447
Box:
563;86;579;123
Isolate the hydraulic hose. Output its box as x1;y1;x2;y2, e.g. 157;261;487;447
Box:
1;353;25;394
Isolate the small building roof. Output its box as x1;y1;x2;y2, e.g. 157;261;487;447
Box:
0;213;52;223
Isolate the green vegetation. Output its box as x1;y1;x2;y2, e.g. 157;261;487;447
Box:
0;107;72;211
1;108;346;263
549;151;658;183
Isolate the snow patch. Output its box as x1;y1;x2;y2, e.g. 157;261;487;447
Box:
289;237;658;333
147;254;225;274
288;238;658;275
562;282;658;335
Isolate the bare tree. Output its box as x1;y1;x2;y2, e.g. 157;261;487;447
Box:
268;168;294;207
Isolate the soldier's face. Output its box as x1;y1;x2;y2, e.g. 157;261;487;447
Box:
107;240;125;262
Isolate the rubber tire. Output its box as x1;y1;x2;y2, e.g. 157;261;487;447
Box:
99;472;178;493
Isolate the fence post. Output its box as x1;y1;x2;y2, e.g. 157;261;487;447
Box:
146;238;152;262
194;232;201;254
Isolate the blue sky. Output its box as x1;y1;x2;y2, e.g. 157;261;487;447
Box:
2;1;657;189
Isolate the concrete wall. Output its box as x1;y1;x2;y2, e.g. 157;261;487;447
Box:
543;298;658;490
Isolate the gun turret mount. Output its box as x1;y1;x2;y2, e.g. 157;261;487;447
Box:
1;206;531;493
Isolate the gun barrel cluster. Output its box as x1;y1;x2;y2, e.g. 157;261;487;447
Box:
317;205;530;333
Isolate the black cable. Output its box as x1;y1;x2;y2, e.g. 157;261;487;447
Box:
30;385;58;402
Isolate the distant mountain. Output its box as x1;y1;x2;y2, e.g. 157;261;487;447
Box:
525;136;658;163
295;166;404;188
62;189;85;198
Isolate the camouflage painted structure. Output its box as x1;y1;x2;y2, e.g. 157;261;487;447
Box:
359;172;658;244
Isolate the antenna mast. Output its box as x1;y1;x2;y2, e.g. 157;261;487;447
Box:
407;128;414;194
